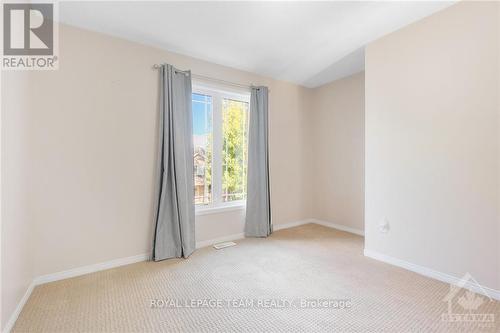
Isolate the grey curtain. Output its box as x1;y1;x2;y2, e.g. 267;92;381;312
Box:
245;86;272;237
153;64;195;261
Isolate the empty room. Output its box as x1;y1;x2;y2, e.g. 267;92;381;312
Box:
1;1;499;332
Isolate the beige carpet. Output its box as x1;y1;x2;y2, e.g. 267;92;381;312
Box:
13;224;500;332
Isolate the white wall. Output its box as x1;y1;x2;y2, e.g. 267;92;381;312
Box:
308;72;365;232
365;2;499;290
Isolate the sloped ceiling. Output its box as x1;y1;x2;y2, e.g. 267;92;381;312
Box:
60;1;455;87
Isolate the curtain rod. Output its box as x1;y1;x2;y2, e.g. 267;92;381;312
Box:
152;64;264;91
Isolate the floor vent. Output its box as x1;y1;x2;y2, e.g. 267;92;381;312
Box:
213;241;237;250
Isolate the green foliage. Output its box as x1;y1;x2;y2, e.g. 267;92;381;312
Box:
222;99;248;201
205;132;212;191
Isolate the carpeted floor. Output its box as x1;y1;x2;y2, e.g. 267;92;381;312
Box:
13;224;500;332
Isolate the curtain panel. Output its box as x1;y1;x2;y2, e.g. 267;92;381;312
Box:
153;64;195;261
245;86;272;237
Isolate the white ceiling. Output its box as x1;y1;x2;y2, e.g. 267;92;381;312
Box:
60;1;454;88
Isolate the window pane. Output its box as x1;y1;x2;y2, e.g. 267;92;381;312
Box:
192;93;213;205
222;98;249;202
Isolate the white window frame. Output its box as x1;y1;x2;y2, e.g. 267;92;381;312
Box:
192;82;250;215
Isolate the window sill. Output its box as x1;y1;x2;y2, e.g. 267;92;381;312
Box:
195;202;246;216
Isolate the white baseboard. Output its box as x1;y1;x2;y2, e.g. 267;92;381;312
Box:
196;233;245;249
3;218;354;332
3;254;151;332
364;249;500;301
3;281;35;333
33;253;150;285
34;220;315;287
310;218;364;236
273;218;365;236
273;219;311;231
195;219;314;248
6;220;497;332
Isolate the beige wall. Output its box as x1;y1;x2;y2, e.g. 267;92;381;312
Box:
308;73;365;231
365;2;499;290
1;23;312;327
32;24;311;276
4;1;498;328
1;72;35;330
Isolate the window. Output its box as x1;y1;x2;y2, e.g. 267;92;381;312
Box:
192;85;250;210
192;93;213;205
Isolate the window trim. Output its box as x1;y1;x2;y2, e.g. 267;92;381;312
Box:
192;82;250;214
195;200;246;216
